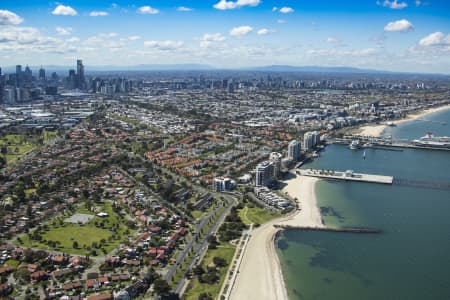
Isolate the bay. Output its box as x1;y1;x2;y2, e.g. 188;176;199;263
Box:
277;108;450;300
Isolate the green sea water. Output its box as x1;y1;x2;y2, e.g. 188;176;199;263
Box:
277;108;450;300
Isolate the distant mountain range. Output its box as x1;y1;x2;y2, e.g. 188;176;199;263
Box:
0;64;446;75
245;65;392;74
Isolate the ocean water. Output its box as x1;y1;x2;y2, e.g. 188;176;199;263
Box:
277;108;450;300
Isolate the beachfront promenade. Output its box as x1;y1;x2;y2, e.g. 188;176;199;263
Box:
297;169;394;184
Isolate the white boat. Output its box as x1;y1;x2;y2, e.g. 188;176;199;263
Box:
412;132;450;149
363;150;366;159
349;140;360;150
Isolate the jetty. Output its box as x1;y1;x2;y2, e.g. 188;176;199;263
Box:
332;136;450;152
274;225;382;234
297;168;394;184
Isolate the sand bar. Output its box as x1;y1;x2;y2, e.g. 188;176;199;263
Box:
229;174;322;300
358;104;450;137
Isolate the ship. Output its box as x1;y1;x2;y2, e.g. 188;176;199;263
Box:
412;132;450;149
349;140;360;150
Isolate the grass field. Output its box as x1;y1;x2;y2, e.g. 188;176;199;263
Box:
18;202;133;255
191;210;206;220
184;243;236;300
238;205;282;226
0;131;57;164
3;259;20;269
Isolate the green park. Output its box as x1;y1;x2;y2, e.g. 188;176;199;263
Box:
17;202;135;256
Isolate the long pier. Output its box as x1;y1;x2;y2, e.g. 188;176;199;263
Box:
297;168;394;184
333;137;450;152
274;225;382;234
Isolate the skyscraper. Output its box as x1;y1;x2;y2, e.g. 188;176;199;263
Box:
39;67;46;81
15;65;22;87
24;65;32;83
0;67;4;103
67;69;77;90
269;152;283;179
287;140;301;162
255;161;275;187
76;59;85;89
303;132;314;151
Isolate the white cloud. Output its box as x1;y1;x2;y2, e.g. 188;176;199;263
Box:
0;26;71;54
257;28;275;35
327;37;340;43
202;33;226;42
419;32;450;46
376;0;408;9
213;0;260;10
0;10;23;25
369;34;386;45
384;19;414;32
52;5;78;16
272;7;278;12
66;37;80;43
177;6;193;12
137;6;160;14
89;11;109;17
279;7;294;14
144;40;184;50
128;35;141;41
414;0;429;6
229;26;253;37
308;47;379;57
199;33;226;48
55;27;72;36
277;19;286;24
84;32;121;48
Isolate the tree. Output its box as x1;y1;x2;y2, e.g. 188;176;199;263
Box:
73;241;79;249
192;265;205;276
198;293;213;300
15;268;30;283
143;268;157;284
0;145;7;155
0;156;6;168
201;272;219;284
213;257;227;268
206;235;218;249
153;278;170;296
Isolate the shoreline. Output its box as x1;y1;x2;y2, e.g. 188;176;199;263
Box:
358;104;450;137
228;104;450;300
229;174;322;300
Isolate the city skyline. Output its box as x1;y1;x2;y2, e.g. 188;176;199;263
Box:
0;0;449;73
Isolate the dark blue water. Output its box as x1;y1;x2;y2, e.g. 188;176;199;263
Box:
277;108;450;300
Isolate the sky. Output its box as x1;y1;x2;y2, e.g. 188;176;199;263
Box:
0;0;449;73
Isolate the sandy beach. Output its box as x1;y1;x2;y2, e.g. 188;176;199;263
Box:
229;174;322;300
358;104;450;137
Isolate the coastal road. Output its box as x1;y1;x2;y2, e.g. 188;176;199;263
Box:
170;194;237;296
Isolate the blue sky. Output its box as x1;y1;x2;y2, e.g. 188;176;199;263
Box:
0;0;449;72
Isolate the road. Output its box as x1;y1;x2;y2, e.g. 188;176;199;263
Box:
171;194;237;296
122;155;239;296
162;204;222;282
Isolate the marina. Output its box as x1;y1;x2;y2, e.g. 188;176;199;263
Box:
296;168;394;184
